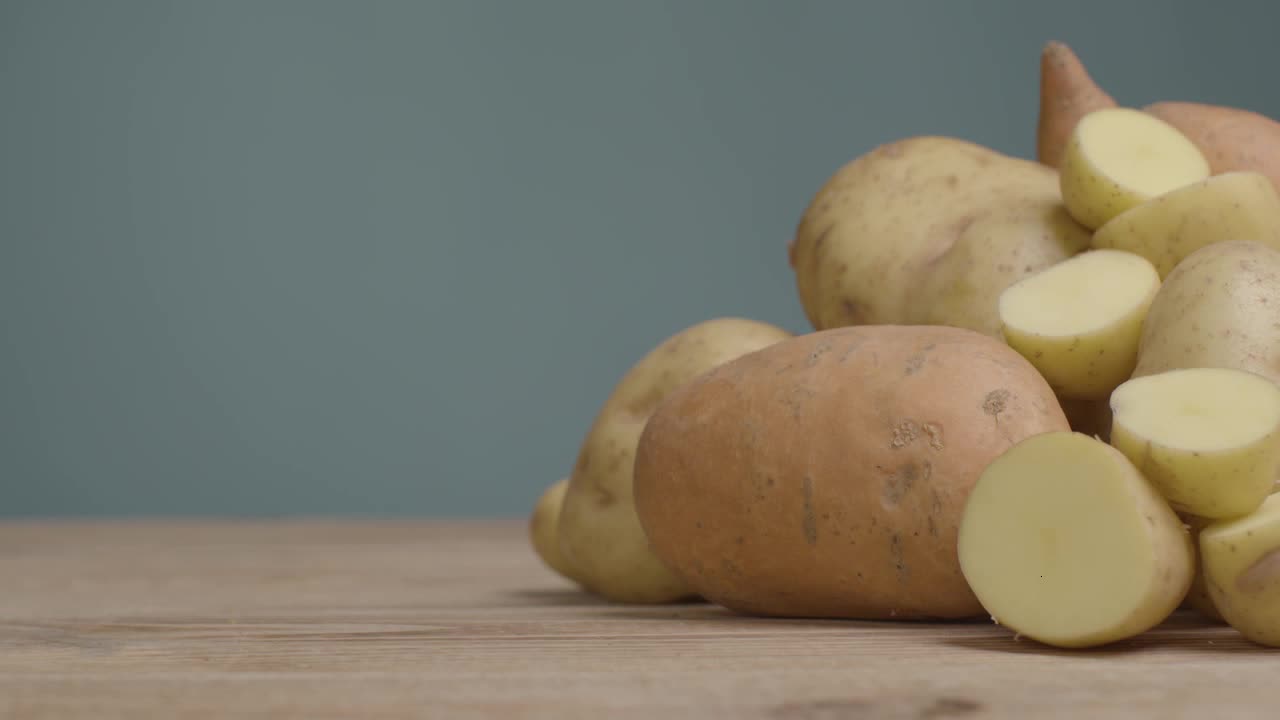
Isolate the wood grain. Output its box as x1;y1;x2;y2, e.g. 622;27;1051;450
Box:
1;519;1277;719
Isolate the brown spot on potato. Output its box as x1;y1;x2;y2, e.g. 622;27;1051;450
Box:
806;341;834;367
983;389;1011;421
890;532;907;581
883;463;918;507
904;353;926;375
802;475;818;546
841;298;866;324
1237;547;1280;593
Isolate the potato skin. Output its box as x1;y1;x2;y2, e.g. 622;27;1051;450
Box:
633;325;1070;620
1133;241;1280;384
558;317;793;604
790;136;1090;337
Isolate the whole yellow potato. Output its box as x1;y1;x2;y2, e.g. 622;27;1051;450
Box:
790;136;1090;337
1133;241;1280;384
558;317;792;604
633;325;1069;620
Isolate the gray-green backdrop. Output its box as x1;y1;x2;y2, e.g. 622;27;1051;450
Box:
2;1;1274;517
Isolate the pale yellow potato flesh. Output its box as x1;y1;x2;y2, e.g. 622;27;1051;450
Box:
1110;368;1280;520
958;431;1193;649
529;478;587;587
1201;494;1280;646
1092;171;1280;278
1060;108;1210;229
999;249;1159;400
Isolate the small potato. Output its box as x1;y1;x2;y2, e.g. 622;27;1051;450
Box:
1109;368;1280;520
1059;108;1210;229
958;432;1194;649
634;325;1069;620
1201;494;1280;646
529;478;588;587
1092;172;1280;278
999;249;1159;399
1133;241;1280;385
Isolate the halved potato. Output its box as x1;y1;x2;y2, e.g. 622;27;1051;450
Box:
1092;171;1280;278
1110;368;1280;520
1059;108;1210;229
958;431;1193;649
999;249;1159;400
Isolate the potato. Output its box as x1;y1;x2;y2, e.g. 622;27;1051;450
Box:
558;317;792;604
529;478;588;587
1092;172;1280;278
633;325;1069;620
1037;41;1118;168
1059;108;1210;230
790;136;1090;337
958;432;1194;649
1109;368;1280;520
1133;241;1280;385
998;249;1159;399
1146;101;1280;194
1182;514;1225;623
1201;494;1280;645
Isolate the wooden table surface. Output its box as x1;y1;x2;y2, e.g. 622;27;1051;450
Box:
2;519;1277;719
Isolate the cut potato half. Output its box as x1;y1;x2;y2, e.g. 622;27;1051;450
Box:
1092;171;1280;278
1060;108;1210;229
999;249;1159;400
1110;368;1280;520
958;432;1193;649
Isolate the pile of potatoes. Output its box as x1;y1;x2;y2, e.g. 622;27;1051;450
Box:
529;41;1280;650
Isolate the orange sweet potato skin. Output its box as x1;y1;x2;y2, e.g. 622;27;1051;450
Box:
633;325;1069;620
1036;42;1280;195
1037;41;1116;168
1144;101;1280;193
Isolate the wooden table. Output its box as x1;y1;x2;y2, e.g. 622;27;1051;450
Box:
1;520;1276;718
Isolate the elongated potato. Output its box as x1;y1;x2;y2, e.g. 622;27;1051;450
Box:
1201;494;1280;645
958;432;1194;648
559;317;792;604
530;478;588;587
634;325;1069;620
1059;108;1210;229
1092;172;1280;278
1133;241;1280;385
999;249;1159;399
1109;368;1280;520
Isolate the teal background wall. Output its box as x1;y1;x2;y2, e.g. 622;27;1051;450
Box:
2;1;1275;517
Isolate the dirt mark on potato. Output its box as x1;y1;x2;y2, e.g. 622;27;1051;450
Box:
983;389;1011;425
802;476;818;546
